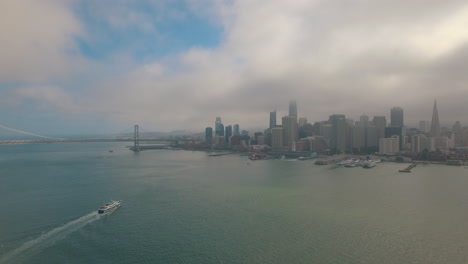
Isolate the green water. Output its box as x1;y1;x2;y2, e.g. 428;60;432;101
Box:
1;142;467;263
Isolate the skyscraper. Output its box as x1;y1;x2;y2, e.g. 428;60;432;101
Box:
225;125;232;144
271;127;284;150
205;127;213;144
289;100;297;119
430;100;441;137
269;111;276;129
282;116;298;149
215;117;224;136
372;116;387;139
233;124;240;136
329;114;347;154
359;114;369;127
390;107;404;127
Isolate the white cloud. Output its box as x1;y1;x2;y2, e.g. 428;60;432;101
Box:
0;0;85;82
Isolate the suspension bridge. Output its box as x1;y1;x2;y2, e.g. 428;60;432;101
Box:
0;124;173;152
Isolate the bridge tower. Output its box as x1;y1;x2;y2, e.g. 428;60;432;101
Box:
133;125;140;152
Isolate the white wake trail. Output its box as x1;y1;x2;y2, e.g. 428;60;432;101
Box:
0;212;101;264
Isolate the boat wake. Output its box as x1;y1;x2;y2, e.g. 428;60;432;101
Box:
0;212;101;264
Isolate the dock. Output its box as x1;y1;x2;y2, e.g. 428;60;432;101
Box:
208;152;235;157
399;163;417;173
315;155;347;165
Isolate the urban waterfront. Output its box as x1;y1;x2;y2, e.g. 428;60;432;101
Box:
1;142;468;264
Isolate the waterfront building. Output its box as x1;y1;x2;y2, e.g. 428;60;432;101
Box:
289;100;298;120
429;100;441;137
351;126;366;151
271;127;285;150
366;126;379;149
205;127;213;144
225;125;232;144
282;116;299;150
215;136;225;146
257;135;265;145
269;111;277;129
385;126;406;149
319;123;332;141
421;136;436;152
379;136;400;155
329;114;347;154
411;134;422;153
390;107;404;127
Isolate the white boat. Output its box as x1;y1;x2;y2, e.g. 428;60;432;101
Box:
98;200;122;214
362;161;376;168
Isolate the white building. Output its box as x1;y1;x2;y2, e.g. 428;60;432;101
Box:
379;136;400;155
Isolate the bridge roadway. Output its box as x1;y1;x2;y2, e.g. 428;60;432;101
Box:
0;138;173;145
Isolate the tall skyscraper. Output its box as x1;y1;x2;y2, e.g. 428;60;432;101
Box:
205;127;213;144
430;100;441;137
390;107;404;127
269;111;276;129
233;124;240;136
282;116;298;149
215;117;224;136
225;125;232;144
289;100;297;119
329;114;347;154
372;116;387;139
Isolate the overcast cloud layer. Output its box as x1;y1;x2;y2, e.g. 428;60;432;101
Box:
1;0;467;134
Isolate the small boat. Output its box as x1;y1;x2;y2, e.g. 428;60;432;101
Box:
98;200;122;214
108;150;114;153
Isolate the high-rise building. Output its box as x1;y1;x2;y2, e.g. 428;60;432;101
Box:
419;120;430;133
271;127;284;150
379;136;400;155
282;116;298;149
390;107;404;127
430;100;441;137
453;121;463;147
411;134;422;153
289;100;298;119
329;114;347;154
225;125;232;144
372;116;387;139
298;117;307;127
233;124;240;136
215;117;224;136
269;111;277;129
205;127;213;144
359;115;369;127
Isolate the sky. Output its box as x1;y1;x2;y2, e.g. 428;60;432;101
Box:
1;0;468;135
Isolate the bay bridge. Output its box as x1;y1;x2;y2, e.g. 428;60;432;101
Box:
0;124;173;152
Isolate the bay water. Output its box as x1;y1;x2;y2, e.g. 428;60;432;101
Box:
1;142;467;263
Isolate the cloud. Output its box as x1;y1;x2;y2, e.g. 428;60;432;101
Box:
0;0;85;82
2;0;468;133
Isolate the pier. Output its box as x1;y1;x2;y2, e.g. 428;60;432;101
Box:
399;163;417;173
315;155;347;165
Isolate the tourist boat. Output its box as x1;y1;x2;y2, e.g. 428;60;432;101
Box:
98;200;122;214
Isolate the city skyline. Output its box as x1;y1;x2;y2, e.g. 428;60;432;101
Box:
1;0;468;135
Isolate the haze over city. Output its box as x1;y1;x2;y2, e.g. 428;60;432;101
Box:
1;0;468;135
